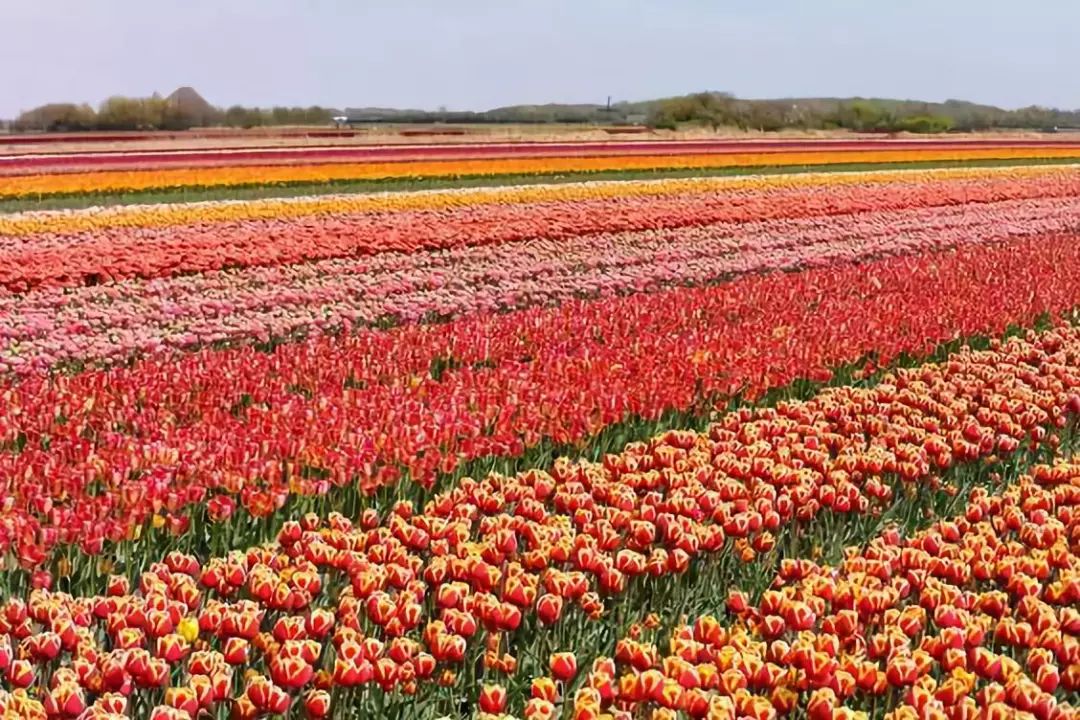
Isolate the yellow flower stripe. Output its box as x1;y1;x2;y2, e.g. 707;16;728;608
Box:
2;163;1076;237
3;146;1080;200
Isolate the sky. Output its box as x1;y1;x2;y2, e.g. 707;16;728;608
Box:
3;0;1078;117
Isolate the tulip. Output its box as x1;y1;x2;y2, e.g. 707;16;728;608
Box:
222;634;249;664
1034;662;1060;693
163;686;199;716
246;676;290;715
524;698;555;720
306;608;335;638
550;652;578;682
138;659;170;688
42;681;86;717
332;658;371;687
725;591;751;613
478;684;507;713
230;695;258;720
536;594;564;625
155;634;189;663
6;659;35;689
303;689;331;718
270;655;314;690
531;676;558;701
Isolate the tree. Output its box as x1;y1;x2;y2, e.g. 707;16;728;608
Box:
14;103;97;131
894;115;955;134
223;105;268;128
838;101;890;131
97;96;161;130
646;92;737;130
734;100;789;132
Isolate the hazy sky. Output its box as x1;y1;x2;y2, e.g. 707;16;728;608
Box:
3;0;1078;117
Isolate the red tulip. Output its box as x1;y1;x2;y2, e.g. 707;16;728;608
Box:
155;634;189;663
536;594;564;625
524;698;555;720
532;676;558;701
550;652;578;682
7;659;36;688
247;676;290;715
164;686;199;716
478;683;507;713
149;706;190;720
270;655;314;690
303;689;331;718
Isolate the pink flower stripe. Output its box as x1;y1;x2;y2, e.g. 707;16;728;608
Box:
2;170;1080;293
1;234;1080;563
1;194;1077;373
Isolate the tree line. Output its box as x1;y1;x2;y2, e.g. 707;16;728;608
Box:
8;95;339;132
6;90;1080;134
642;93;1080;133
338;94;1080;133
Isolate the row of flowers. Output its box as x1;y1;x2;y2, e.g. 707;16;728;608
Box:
1;165;1069;238
3;166;1079;294
2;192;1078;372
5;163;1062;239
0;325;1077;718
1;233;1079;574
6;139;1077;177
3;146;1080;199
1;142;781;178
524;460;1079;720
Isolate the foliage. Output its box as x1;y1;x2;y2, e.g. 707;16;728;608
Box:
894;114;956;133
9;88;1080;133
12;103;97;132
12;91;335;132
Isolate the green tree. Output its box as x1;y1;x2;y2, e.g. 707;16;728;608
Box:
894;115;955;134
646;92;737;130
14;103;97;131
97;96;159;130
223;105;268;128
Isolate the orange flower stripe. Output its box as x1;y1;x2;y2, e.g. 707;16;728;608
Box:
1;162;1076;237
3;146;1080;198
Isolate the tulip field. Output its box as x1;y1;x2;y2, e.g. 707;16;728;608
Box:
0;137;1079;719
